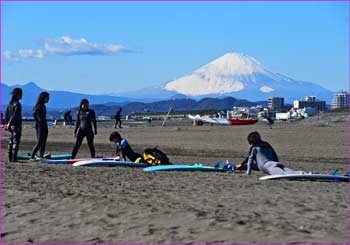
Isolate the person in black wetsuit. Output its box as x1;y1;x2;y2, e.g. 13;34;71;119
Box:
64;110;72;126
4;88;23;162
71;99;97;159
30;92;50;160
114;108;122;129
109;131;144;163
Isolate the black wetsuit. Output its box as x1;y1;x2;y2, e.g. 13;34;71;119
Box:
114;108;122;129
31;103;48;158
5;100;22;162
72;109;97;159
64;110;72;125
116;139;142;162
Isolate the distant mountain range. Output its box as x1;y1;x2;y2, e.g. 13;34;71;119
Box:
1;82;267;117
114;53;334;103
22;97;266;118
1;82;153;109
1;52;334;116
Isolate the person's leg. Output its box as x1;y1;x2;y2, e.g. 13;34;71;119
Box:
39;126;48;158
86;132;95;158
12;128;22;161
8;130;14;162
119;119;122;128
31;126;42;158
263;161;298;175
72;131;85;159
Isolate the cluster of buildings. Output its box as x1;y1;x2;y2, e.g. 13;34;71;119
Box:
226;91;349;121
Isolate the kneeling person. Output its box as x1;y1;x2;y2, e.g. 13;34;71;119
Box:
109;132;143;163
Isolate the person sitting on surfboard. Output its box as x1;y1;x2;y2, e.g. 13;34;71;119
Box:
109;132;144;163
235;131;301;175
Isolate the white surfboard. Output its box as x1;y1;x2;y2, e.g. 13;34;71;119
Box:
259;173;350;182
73;159;148;167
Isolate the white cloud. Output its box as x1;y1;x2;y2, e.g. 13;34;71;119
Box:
260;85;275;93
4;49;45;61
44;36;135;55
4;36;136;62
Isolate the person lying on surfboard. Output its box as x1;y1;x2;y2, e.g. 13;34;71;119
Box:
235;131;303;175
109;132;144;163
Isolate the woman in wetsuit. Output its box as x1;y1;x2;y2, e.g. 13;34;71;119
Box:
72;99;97;159
236;131;302;175
5;88;23;162
30;92;50;160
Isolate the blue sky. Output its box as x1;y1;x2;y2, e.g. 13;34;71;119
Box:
2;1;349;94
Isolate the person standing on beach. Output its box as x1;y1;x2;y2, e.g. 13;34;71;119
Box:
267;117;274;129
30;92;50;160
71;99;97;159
114;107;122;129
4;88;23;162
235;131;301;175
64;109;73;126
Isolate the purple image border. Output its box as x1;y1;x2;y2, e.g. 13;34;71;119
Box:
0;0;349;245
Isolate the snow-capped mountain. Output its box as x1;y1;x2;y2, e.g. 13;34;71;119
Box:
162;53;333;102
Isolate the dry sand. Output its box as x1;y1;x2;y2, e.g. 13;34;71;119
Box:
1;115;348;244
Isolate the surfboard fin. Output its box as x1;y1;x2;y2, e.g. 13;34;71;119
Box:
331;170;339;176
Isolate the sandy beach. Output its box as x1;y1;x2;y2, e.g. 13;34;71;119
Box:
1;114;348;244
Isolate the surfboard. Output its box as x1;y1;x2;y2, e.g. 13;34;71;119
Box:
72;159;149;167
259;173;350;182
143;164;232;172
40;157;120;164
18;154;72;160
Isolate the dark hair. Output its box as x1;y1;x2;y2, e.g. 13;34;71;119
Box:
36;92;50;105
109;131;121;142
79;98;89;109
10;88;23;102
247;131;263;145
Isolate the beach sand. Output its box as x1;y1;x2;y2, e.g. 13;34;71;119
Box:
1;115;348;244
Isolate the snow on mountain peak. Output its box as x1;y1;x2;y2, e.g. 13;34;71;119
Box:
196;52;268;76
164;52;285;96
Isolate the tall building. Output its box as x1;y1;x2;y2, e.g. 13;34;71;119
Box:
332;92;349;109
305;96;316;102
268;97;284;112
293;96;326;112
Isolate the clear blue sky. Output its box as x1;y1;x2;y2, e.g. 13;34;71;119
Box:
2;1;349;94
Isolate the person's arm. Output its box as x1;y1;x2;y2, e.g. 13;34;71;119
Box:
33;105;44;125
4;106;9;125
235;147;253;170
74;111;80;135
119;139;128;160
91;110;97;134
246;147;257;175
7;102;19;127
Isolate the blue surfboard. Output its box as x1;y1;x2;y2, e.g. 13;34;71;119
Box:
18;154;72;160
144;163;232;172
73;159;149;167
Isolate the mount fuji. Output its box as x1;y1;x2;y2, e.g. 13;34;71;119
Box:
117;53;333;103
